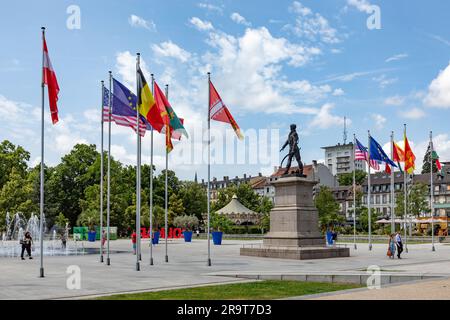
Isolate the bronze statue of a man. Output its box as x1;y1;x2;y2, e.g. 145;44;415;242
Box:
280;124;304;176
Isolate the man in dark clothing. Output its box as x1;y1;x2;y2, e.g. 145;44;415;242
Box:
21;232;33;260
395;231;403;259
280;124;303;175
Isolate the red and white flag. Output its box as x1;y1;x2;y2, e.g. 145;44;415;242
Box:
209;80;243;140
43;34;60;124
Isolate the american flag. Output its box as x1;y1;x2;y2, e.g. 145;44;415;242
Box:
102;87;146;137
355;138;380;170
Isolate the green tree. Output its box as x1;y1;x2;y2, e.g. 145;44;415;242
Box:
210;212;233;233
178;181;207;221
168;193;185;224
359;207;379;233
314;186;344;231
396;183;429;217
421;145;438;174
55;213;69;229
46;144;99;228
0;168;37;222
0;140;30;189
338;170;367;186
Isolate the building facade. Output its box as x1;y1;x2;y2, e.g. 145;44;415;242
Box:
322;142;365;176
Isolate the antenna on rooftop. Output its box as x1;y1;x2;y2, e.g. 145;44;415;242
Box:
343;116;348;144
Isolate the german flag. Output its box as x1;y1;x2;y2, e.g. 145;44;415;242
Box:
137;67;165;132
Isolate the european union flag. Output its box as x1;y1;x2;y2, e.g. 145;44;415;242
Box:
369;136;397;167
112;78;152;131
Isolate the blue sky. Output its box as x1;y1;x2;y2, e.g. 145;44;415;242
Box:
1;0;450;180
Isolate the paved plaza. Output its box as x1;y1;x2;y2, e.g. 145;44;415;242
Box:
1;239;450;300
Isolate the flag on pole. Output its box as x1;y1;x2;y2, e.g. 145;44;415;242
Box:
43;35;60;124
393;141;404;172
404;134;416;174
153;81;188;153
355;138;380;170
137;67;165;132
101;80;148;137
209;80;244;140
385;163;392;174
432;150;442;171
369;136;397;168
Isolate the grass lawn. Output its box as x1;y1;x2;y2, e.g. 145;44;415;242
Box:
97;281;361;300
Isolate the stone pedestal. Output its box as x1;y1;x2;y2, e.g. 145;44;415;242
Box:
240;176;350;260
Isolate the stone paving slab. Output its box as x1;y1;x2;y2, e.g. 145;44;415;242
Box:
1;239;450;299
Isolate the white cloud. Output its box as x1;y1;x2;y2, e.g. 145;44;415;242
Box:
370;113;386;129
230;12;251;27
286;1;340;44
128;15;156;31
310;103;349;129
372;74;398;88
319;68;396;83
152;41;192;63
347;0;374;14
384;95;405;106
332;88;345;96
189;17;214;31
115;51;151;89
386;53;408;63
400;107;426;120
197;3;223;14
202;27;325;114
424;62;450;108
427;34;450;47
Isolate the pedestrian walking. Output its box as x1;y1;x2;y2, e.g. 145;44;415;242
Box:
395;231;403;259
131;231;137;255
387;234;396;259
20;231;33;260
101;229;106;247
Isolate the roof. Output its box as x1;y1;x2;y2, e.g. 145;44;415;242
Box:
271;165;314;178
362;171;450;186
216;195;256;215
249;176;268;189
321;142;354;150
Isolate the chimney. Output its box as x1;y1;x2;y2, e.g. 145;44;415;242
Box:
259;172;262;177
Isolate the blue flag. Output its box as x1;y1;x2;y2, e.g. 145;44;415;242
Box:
112;79;152;131
369;136;397;167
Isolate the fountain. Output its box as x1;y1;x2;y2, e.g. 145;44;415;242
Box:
0;212;99;258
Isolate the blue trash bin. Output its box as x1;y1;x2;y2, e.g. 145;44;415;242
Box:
88;231;96;242
326;231;333;245
212;231;223;245
183;231;193;242
152;231;160;245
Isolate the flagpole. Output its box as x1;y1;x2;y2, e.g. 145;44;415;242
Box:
368;130;372;251
100;80;104;263
430;131;435;252
404;124;408;253
165;84;169;263
207;72;212;266
39;26;46;278
391;131;395;234
353;134;357;250
149;74;155;266
135;53;141;271
106;71;112;266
